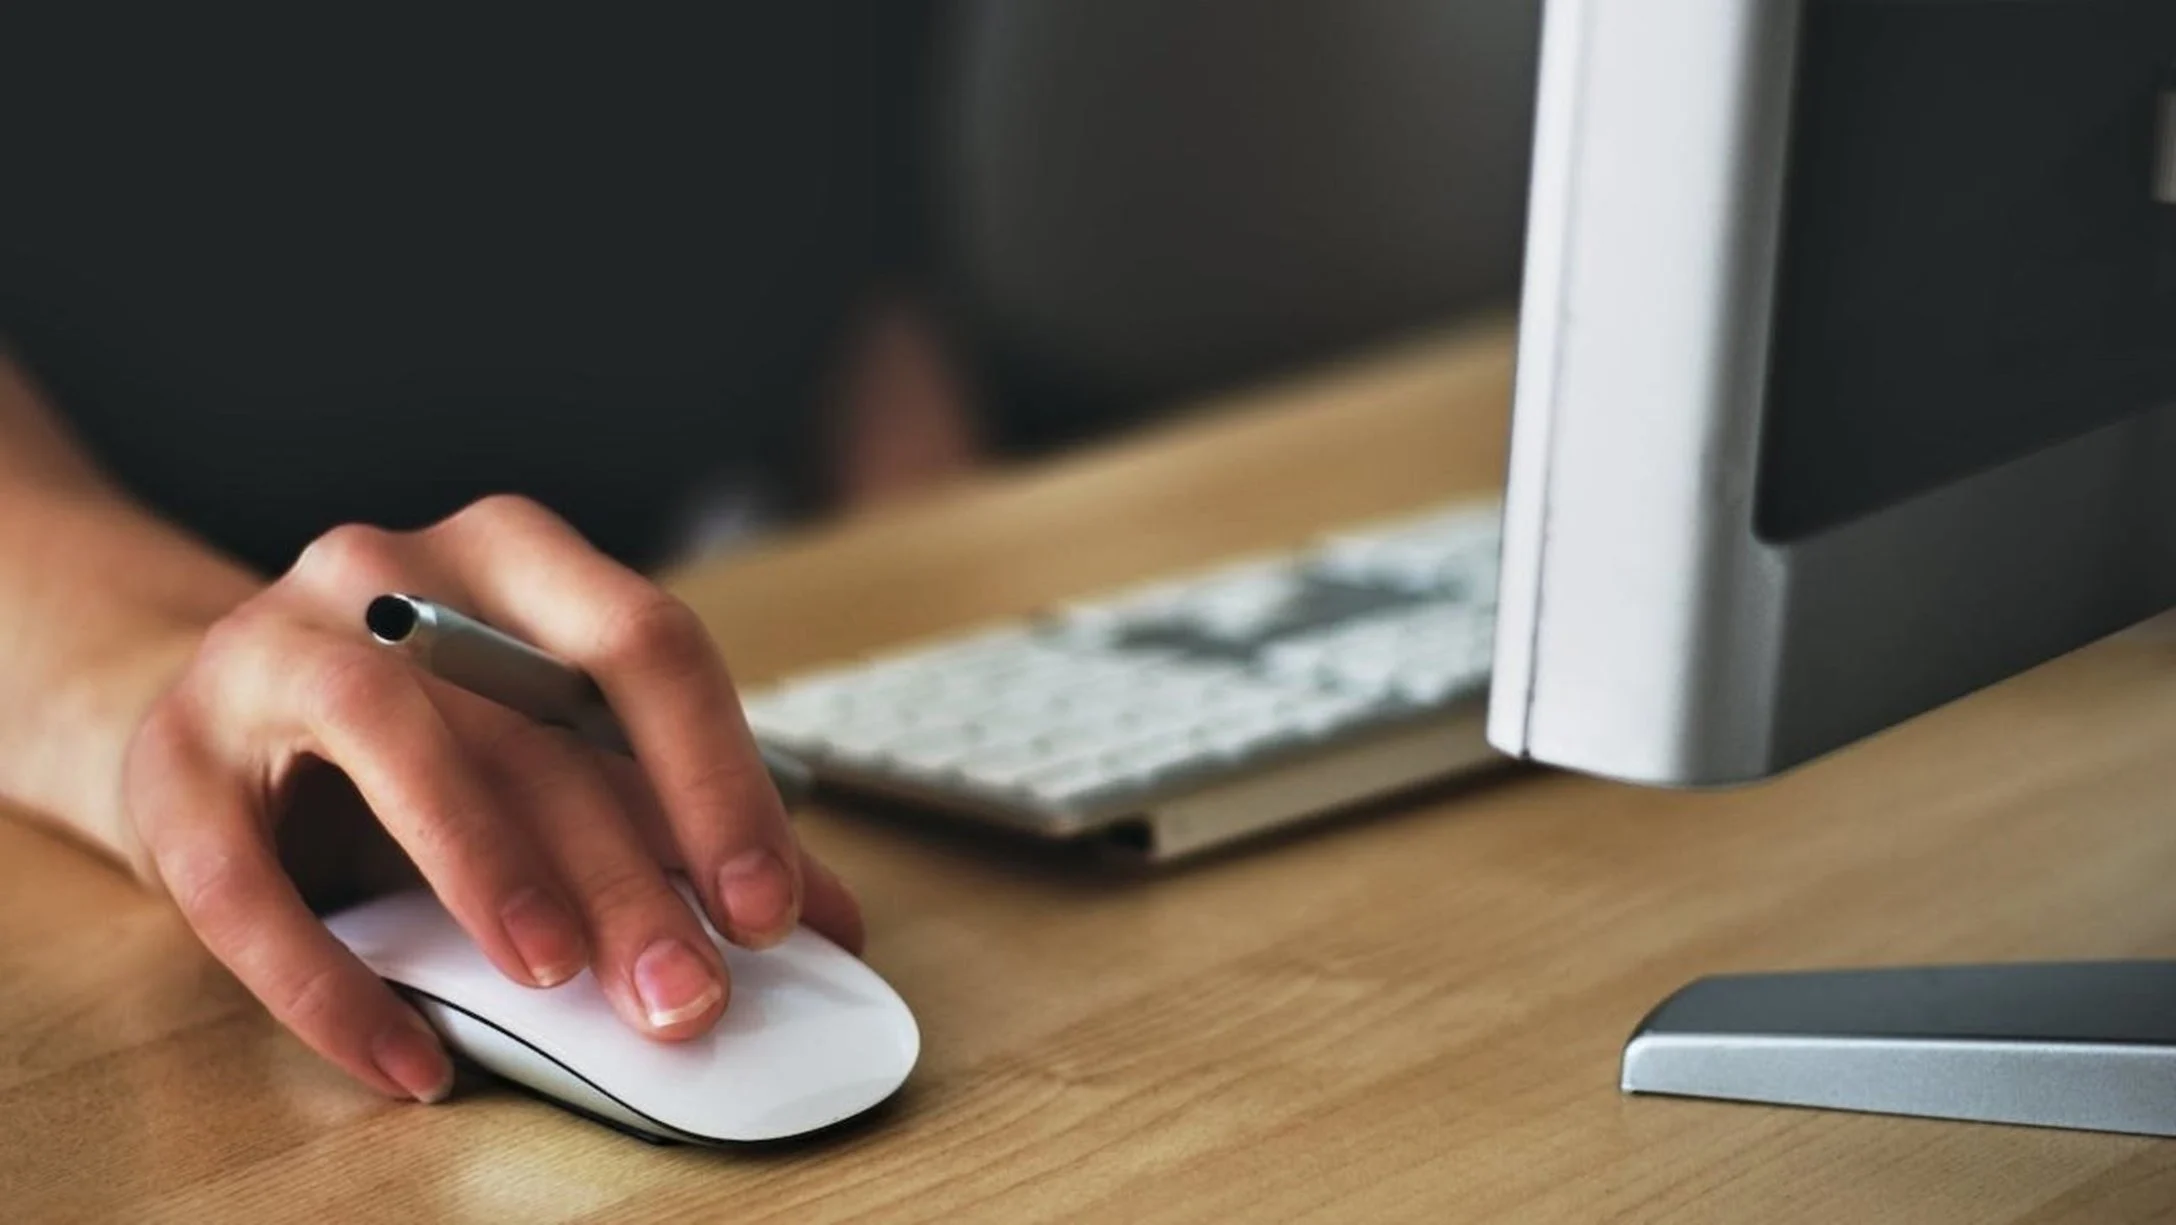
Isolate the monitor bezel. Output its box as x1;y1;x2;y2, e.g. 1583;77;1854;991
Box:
1488;0;2176;786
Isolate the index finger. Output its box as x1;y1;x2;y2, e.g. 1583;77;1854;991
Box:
132;715;453;1103
423;495;802;948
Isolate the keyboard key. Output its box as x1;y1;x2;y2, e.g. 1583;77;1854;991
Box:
958;744;1064;790
1394;669;1475;705
1197;716;1299;761
1172;562;1304;641
876;726;992;775
741;706;831;752
1094;577;1206;624
1020;758;1130;806
1286;692;1385;737
1099;739;1209;786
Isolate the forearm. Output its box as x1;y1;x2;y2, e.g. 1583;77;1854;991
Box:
0;355;261;870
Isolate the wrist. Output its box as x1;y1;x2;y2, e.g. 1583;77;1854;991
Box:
10;616;212;878
0;362;265;876
0;492;261;877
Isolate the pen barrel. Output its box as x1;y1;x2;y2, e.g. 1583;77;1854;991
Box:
369;594;808;805
387;599;629;750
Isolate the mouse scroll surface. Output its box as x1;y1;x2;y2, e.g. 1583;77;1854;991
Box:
324;888;919;1143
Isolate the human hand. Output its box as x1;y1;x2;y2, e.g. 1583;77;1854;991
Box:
122;495;863;1102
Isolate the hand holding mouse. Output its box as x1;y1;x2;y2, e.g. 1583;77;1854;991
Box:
120;494;865;1103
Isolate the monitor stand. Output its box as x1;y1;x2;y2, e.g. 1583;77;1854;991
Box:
1622;962;2176;1135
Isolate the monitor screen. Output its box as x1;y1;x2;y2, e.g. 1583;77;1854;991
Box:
1756;0;2176;542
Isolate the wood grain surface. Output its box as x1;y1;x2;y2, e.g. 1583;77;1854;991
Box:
8;321;2176;1223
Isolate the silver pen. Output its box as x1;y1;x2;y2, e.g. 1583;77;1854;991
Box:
365;593;812;807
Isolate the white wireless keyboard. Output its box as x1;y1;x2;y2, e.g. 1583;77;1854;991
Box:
742;498;1505;860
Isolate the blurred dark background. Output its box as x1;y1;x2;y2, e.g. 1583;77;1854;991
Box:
939;0;1540;454
0;1;1541;571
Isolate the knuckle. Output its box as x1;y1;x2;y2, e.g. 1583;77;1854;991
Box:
291;522;398;583
163;604;284;755
123;702;194;814
129;684;191;759
463;700;544;764
595;592;710;677
404;796;498;869
573;862;677;932
123;703;225;886
287;520;409;600
676;754;769;826
273;962;350;1035
192;610;264;675
157;839;250;933
305;647;415;736
489;727;594;801
441;492;552;536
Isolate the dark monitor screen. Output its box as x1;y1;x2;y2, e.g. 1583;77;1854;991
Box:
1756;0;2176;543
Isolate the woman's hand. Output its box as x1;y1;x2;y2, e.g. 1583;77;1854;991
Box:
121;494;862;1103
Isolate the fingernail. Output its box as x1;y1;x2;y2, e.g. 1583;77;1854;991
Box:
500;887;585;987
717;848;796;945
374;1013;454;1104
633;938;724;1030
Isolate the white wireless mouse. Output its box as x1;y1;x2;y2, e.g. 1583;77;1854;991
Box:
324;886;920;1144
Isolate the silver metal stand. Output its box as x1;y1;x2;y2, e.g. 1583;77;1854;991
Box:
1622;962;2176;1135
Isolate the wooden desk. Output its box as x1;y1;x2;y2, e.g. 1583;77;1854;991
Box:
9;323;2176;1223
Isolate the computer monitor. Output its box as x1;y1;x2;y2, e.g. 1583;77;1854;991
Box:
1490;0;2176;1134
